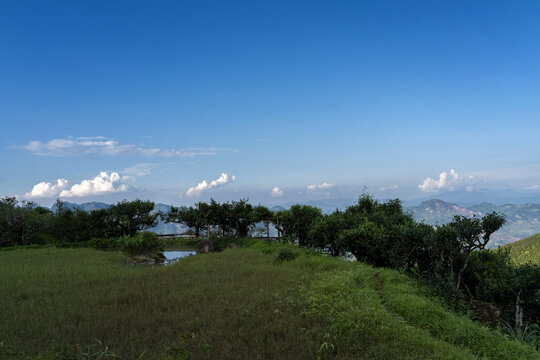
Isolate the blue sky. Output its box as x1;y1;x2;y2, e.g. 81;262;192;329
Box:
2;0;540;206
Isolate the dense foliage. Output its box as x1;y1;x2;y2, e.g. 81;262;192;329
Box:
0;197;158;246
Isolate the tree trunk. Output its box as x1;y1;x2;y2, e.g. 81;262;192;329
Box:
515;290;524;330
207;224;210;239
455;256;470;292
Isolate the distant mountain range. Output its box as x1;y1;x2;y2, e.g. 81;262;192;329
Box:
408;199;540;247
50;198;540;247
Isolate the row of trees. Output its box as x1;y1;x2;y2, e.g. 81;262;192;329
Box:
0;198;158;246
166;199;272;238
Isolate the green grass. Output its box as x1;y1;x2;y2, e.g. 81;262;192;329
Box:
504;233;540;265
0;241;538;359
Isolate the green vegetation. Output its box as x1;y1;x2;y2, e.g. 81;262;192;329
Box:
2;194;540;358
505;233;540;265
1;241;538;359
0;198;158;247
120;231;164;256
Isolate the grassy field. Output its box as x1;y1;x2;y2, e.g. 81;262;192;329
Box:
504;232;540;265
0;240;538;359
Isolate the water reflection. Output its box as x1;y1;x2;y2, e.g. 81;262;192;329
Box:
163;251;196;265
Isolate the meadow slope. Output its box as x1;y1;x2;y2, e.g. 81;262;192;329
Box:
0;241;537;359
504;233;540;265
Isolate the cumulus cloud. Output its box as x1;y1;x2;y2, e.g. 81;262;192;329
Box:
307;182;335;192
379;185;399;191
186;173;236;197
25;178;69;199
19;137;217;157
271;187;284;197
418;169;478;193
59;172;128;198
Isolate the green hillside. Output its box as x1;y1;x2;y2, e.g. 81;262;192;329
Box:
504;233;540;265
0;241;537;359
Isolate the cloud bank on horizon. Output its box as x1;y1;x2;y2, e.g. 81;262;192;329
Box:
307;182;335;192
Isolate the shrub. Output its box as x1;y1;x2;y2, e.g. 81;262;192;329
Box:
276;247;297;262
121;231;164;256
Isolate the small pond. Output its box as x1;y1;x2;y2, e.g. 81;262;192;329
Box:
163;250;196;265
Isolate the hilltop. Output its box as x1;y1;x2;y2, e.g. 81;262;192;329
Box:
504;233;540;265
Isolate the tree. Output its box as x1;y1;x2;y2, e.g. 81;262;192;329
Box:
109;200;158;236
429;212;506;292
229;199;254;238
252;205;273;238
166;205;205;238
309;210;348;256
278;205;322;246
0;197;53;246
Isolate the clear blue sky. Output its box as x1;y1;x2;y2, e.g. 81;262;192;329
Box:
2;0;540;206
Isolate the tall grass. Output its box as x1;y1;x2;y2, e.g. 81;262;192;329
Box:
0;241;538;359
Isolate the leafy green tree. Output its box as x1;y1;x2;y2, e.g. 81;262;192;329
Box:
229;199;254;238
428;213;506;292
109;200;158;236
0;197;54;246
167;205;205;238
339;195;416;267
278;204;322;246
252;205;273;238
309;210;348;256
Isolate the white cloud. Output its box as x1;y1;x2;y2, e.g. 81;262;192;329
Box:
25;178;69;199
59;172;128;198
307;182;335;192
20;137;217;157
186;173;236;197
418;169;478;193
525;184;540;190
379;185;399;191
271;187;284;197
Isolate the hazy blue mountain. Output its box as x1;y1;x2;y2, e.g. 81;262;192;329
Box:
407;189;540;207
407;200;540;247
50;201;110;212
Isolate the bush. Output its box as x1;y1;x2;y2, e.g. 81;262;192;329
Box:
121;231;164;256
276;247;297;262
